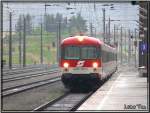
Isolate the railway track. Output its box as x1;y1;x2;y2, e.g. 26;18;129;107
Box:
33;92;93;111
3;68;48;77
2;76;61;97
2;64;49;70
3;67;49;76
3;68;44;76
2;64;47;71
3;69;60;82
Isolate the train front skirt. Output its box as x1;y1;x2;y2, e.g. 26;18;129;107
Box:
61;73;102;90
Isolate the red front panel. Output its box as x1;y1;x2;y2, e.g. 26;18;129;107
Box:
60;59;101;68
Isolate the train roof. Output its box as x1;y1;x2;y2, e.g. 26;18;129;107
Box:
61;36;103;46
61;36;116;49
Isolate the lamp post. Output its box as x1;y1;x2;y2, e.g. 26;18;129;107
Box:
102;4;115;43
105;19;121;45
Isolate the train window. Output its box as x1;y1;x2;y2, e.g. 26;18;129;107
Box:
81;46;97;59
64;46;80;59
102;50;107;63
108;52;110;61
63;46;100;60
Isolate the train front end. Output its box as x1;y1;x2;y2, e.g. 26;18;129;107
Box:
59;36;103;90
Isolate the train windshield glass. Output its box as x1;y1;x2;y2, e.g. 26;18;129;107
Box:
63;46;98;59
64;46;80;59
81;46;97;59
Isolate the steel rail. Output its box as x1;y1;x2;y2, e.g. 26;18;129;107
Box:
3;67;48;75
3;70;60;82
2;77;61;97
33;92;93;111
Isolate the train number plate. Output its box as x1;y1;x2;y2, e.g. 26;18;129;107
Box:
74;67;85;70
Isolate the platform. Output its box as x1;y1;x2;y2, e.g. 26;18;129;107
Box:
78;64;148;111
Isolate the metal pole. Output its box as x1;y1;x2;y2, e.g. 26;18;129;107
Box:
114;24;116;45
131;32;133;59
120;27;123;64
68;20;71;36
1;3;4;68
19;16;22;66
132;33;134;63
58;21;61;62
108;17;111;44
116;26;119;65
124;29;127;62
117;27;119;64
9;12;12;69
95;28;97;37
105;24;108;44
102;8;105;42
45;3;46;14
40;23;43;64
23;16;26;67
134;29;137;67
57;21;61;63
128;29;131;64
90;23;93;37
132;32;135;64
57;24;59;63
69;26;71;36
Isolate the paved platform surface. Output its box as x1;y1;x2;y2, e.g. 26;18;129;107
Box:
78;64;148;111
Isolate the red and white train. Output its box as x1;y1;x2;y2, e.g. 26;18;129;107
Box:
59;36;117;90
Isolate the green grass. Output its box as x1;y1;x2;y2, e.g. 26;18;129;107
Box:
4;29;116;65
3;30;69;65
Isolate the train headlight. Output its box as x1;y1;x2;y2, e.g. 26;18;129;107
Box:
63;62;69;68
93;62;98;68
77;36;84;42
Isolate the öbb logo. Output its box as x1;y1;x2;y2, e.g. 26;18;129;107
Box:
76;61;85;67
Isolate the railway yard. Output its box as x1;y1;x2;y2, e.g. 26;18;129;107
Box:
1;64;148;111
1;1;149;112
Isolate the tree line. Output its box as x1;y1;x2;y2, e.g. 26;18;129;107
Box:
15;14;32;35
15;13;87;35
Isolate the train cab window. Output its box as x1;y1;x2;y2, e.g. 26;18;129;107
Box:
81;46;98;59
64;46;80;59
63;46;99;60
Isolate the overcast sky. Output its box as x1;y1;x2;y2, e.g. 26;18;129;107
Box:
3;2;139;33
